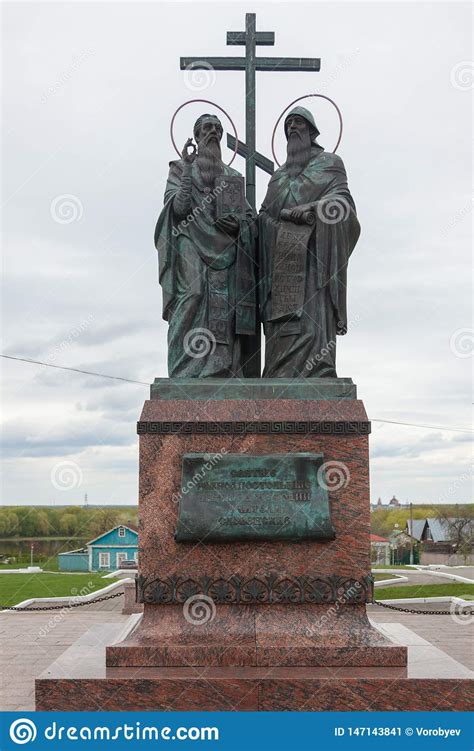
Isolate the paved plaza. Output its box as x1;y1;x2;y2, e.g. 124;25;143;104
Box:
376;567;474;588
1;602;472;711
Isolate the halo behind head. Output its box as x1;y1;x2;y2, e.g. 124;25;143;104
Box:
169;99;239;166
271;94;344;166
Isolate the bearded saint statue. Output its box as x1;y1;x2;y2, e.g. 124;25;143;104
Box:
155;114;257;377
258;106;360;378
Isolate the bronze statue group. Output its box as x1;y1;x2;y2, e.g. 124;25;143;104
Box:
155;107;360;379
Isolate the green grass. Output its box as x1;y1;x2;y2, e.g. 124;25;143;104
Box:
373;573;400;581
0;573;118;607
375;583;474;600
42;559;60;571
371;565;418;570
0;558;60;571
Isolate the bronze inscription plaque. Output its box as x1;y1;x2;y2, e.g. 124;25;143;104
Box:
175;452;335;543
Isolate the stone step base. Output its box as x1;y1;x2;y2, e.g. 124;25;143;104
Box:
106;644;407;668
35;619;473;711
36;667;473;711
106;604;407;668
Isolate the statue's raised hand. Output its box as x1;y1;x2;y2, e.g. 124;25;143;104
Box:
181;138;197;165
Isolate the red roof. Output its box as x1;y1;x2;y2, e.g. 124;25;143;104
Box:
370;534;389;542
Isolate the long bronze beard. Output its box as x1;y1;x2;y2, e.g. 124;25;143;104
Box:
196;136;223;188
286;130;312;178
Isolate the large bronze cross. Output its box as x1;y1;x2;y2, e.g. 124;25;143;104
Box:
180;12;321;211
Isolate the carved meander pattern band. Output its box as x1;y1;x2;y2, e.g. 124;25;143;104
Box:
136;574;374;604
137;421;371;435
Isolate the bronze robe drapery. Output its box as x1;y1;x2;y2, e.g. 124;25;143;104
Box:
155;159;257;377
259;146;360;377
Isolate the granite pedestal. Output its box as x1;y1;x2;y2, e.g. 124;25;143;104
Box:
104;378;406;675
36;378;474;710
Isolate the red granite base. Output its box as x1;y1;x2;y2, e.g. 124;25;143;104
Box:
137;398;373;587
34;619;473;712
106;604;407;668
106;397;407;674
35;667;474;712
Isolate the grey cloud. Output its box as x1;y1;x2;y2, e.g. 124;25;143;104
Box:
2;1;471;503
1;420;136;458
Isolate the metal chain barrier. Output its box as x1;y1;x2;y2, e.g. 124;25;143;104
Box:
373;600;474;616
2;592;472;616
0;591;123;611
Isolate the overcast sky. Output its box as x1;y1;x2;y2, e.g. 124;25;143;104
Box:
2;1;472;507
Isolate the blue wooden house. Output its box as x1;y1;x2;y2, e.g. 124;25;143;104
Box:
58;525;139;572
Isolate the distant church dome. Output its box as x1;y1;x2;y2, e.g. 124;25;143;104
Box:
388;495;400;507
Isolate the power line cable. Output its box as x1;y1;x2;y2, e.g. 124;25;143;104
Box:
1;353;148;385
371;419;471;434
2;353;472;434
